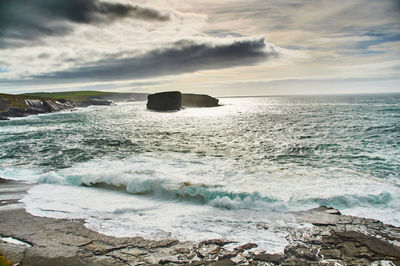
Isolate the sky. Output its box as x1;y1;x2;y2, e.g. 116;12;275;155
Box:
0;0;399;96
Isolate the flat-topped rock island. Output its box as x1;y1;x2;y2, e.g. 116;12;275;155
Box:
147;91;219;111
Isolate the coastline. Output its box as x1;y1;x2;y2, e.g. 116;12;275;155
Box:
0;91;149;120
1;178;399;265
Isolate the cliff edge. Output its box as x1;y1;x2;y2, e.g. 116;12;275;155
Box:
0;91;148;120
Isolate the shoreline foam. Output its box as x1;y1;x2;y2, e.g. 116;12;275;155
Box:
1;178;399;265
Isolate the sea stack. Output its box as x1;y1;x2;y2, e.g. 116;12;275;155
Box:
182;94;219;107
147;91;182;111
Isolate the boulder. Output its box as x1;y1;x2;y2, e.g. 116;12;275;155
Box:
147;91;182;111
182;94;219;107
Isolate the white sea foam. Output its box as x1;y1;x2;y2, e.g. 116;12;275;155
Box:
6;152;398;250
22;183;293;252
3;152;400;225
0;236;32;247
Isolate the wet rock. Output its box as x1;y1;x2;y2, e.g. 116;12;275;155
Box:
191;259;211;265
256;223;270;230
285;246;316;261
158;258;179;264
234;243;258;252
319;248;341;259
217;249;238;260
325;208;341;215
197;245;221;259
210;258;236;266
328;231;400;262
253;253;283;263
199;239;236;246
147;91;182;111
173;247;191;254
148;239;179;248
20;246;84;266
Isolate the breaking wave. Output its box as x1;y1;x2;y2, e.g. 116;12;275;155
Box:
28;167;398;216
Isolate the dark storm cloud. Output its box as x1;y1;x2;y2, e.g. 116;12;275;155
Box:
35;37;279;81
0;0;169;47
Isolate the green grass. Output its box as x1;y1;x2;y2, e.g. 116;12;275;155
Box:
1;91;139;111
0;93;50;108
1;91;112;110
0;252;13;266
22;91;123;101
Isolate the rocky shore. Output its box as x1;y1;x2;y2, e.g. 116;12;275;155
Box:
1;178;399;265
0;96;113;120
0;92;148;120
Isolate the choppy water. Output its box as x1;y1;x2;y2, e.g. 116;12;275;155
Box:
1;94;399;251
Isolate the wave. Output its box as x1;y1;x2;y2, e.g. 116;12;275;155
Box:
2;155;399;219
85;180;399;213
31;169;285;210
32;170;398;212
299;193;395;209
72;177;281;210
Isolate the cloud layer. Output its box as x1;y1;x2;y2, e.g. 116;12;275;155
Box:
1;0;398;94
37;37;279;81
0;0;286;84
0;0;169;47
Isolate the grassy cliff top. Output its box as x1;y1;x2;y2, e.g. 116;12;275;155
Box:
0;91;141;110
0;93;49;108
22;91;126;101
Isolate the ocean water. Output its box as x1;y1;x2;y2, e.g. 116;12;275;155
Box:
1;94;399;252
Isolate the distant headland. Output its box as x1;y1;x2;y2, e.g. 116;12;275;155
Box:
0;91;148;120
0;90;220;120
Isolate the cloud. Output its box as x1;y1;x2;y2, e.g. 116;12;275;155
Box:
33;37;280;81
0;0;170;47
2;0;398;95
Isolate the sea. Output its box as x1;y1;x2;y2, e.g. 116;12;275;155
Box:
1;94;399;252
